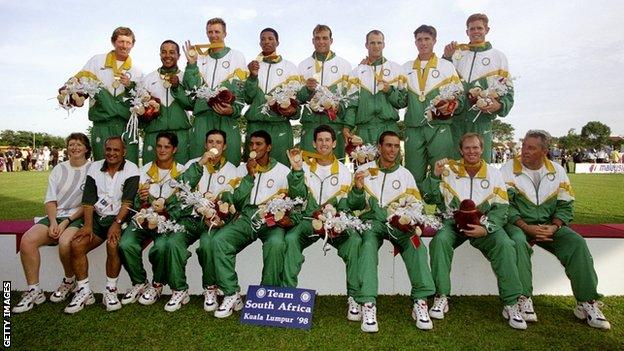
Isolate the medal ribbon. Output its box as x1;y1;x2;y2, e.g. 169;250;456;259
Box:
412;53;438;95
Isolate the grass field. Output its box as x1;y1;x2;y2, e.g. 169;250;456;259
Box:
1;171;623;223
8;294;623;350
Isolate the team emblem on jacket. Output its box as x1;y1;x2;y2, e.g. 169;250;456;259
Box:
330;65;338;73
330;176;338;186
547;173;556;181
222;61;230;69
218;175;226;184
276;68;283;76
431;69;440;78
267;179;275;188
480;179;490;189
481;57;491;66
383;68;390;77
392;180;401;189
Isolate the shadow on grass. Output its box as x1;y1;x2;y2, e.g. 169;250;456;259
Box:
0;194;42;220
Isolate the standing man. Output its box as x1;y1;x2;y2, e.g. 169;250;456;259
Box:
502;130;611;330
211;130;303;318
421;133;526;330
355;131;436;332
393;25;464;185
64;136;139;314
70;27;143;163
244;28;301;166
118;132;186;306
183;17;247;165
443;14;514;161
161;129;239;312
298;24;352;158
283;125;364;322
140;41;193;165
343;30;403;146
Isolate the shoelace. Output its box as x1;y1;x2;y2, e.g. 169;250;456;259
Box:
508;305;523;321
126;284;144;298
204;290;216;302
19;289;39;305
72;288;90;305
55;282;74;296
432;297;447;312
585;301;607;319
220;295;239;310
362;305;376;323
169;291;186;304
415;302;429;320
348;298;360;313
104;289;118;303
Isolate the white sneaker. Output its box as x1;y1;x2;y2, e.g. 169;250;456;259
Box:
574;301;611;330
139;284;163;306
518;296;537;322
203;286;218;312
214;293;243;318
347;296;362;321
503;304;528;330
49;278;76;303
165;290;190;312
412;299;433;330
12;288;46;313
64;286;95;314
103;287;122;311
121;283;148;305
360;303;379;333
429;295;449;320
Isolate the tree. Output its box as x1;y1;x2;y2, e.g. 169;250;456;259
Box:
492;119;514;142
0;130;65;149
581;121;611;150
556;128;584;151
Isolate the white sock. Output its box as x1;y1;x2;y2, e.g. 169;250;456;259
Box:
77;278;90;292
106;276;118;291
27;283;40;293
64;275;76;284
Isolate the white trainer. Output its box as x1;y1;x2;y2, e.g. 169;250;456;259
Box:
347;296;362;321
429;295;449;320
503;304;528;330
360;303;379;333
203;286;218;312
64;287;95;314
165;290;190;312
573;301;611;330
12;288;46;313
49;278;76;303
139;284;163;306
518;296;537;322
103;287;122;311
121;283;148;305
214;293;243;318
412;299;433;330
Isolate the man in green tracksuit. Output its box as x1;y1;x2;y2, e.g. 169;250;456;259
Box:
182;17;247;164
118;132;186;306
211;130;305;318
391;25;465;186
283;125;364;322
297;24;352;159
244;28;301;166
420;132;526;330
343;30;403;146
140;41;193;165
162;129;239;313
71;27;143;163
501;130;611;330
442;13;514;161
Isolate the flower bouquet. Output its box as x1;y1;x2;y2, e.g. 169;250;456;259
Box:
423;82;463;122
262;80;302;117
386;195;441;246
57;76;102;111
176;181;235;228
132;200;184;234
252;193;304;229
349;143;378;168
127;85;161;123
468;75;513;121
311;203;371;253
187;85;235;109
306;85;354;121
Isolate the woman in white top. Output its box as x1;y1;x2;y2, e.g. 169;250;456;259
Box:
13;133;92;313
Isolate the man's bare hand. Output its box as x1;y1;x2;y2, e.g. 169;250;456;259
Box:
306;78;318;91
287;148;303;171
213;102;233;116
354;170;366;189
462;223;487;238
443;41;458;59
248;60;260;77
182;40;197;65
433;158;449;177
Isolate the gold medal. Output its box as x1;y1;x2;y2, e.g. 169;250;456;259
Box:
419;93;426;102
453;52;463;61
188;48;197;57
163;80;172;89
312;72;321;82
249;151;257;159
112;78;121;89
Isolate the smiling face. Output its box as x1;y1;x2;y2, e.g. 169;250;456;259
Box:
205;132;226;159
313;131;336;157
206;23;226;43
155;136;176;164
365;33;384;60
260;31;278;55
415;32;436;56
466;20;489;44
379;135;401;165
66;138;87;160
460;136;483;165
104;138;125;166
112;35;134;61
313;29;333;55
160;42;179;68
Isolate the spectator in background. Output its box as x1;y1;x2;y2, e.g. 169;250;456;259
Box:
0;153;5;172
611;149;622;163
596;149;607;163
43;146;51;171
14;148;23;171
5;149;14;172
587;149;596;163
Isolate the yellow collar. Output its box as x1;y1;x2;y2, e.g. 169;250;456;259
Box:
204;157;226;174
104;51;132;76
302;150;338;174
412;53;438;94
449;159;487;178
513;156;556;175
146;161;179;182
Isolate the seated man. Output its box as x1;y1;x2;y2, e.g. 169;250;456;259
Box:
283;125;363;322
355;131;436;332
65;136;139;314
421;132;527;330
502;130;610;330
211;130;304;318
118;132;186;306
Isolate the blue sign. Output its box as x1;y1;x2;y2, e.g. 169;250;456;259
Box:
240;285;316;330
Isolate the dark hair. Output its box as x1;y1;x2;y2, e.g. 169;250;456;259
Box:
160;40;180;54
105;136;125;149
206;17;227;31
313;124;336;141
206;129;227;144
156;132;178;148
261;28;279;42
366;29;384;42
467;13;489;27
313;24;332;38
111;27;135;44
66;132;91;159
378;131;400;145
250;130;272;146
414;25;437;39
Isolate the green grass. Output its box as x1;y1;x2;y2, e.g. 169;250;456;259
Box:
1;171;623;223
9;293;623;350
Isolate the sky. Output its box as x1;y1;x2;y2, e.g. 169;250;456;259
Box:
1;0;623;141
